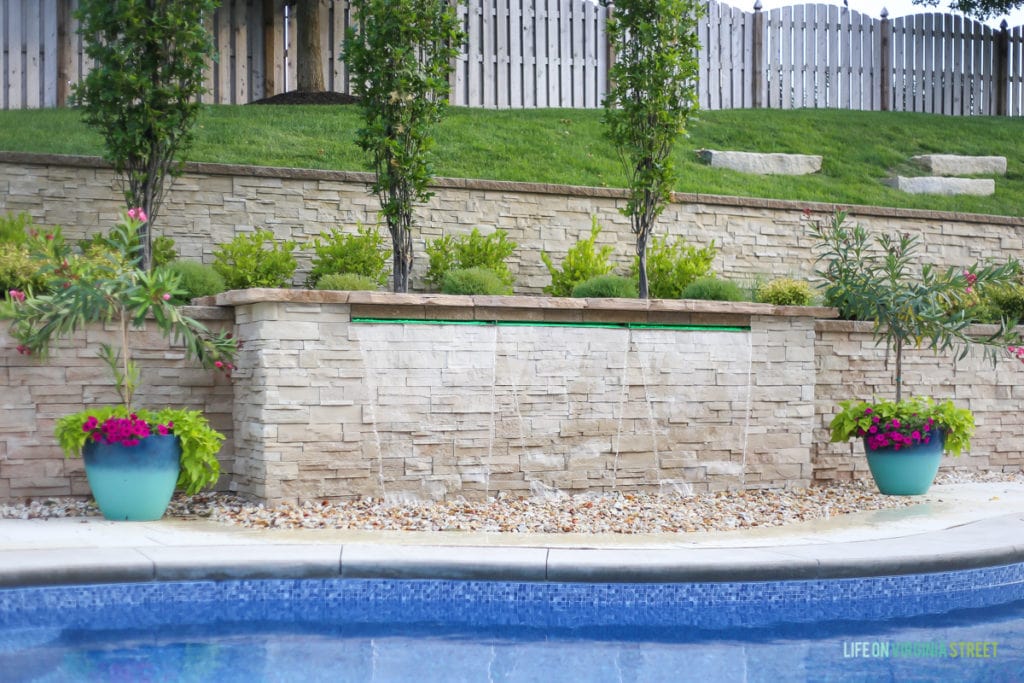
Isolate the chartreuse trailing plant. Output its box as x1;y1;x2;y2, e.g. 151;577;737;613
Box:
541;217;616;297
603;0;702;298
830;397;974;456
756;277;815;306
6;210;237;494
72;0;218;270
343;0;465;292
426;228;518;291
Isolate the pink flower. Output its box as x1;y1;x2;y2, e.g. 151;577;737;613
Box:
162;293;171;301
157;424;169;436
127;207;148;223
215;361;223;369
8;289;25;303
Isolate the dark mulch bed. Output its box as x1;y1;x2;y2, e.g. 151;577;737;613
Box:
250;90;359;106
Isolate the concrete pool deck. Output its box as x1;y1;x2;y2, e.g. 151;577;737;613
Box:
0;481;1023;587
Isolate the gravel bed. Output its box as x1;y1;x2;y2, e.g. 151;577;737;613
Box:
3;470;1020;534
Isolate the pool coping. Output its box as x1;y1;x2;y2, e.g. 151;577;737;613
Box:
1;510;1022;588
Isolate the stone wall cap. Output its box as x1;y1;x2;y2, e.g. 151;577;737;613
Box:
213;288;838;320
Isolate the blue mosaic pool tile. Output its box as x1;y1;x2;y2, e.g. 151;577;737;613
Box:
3;562;1024;633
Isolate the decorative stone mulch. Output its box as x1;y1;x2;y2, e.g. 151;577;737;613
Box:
4;471;1019;534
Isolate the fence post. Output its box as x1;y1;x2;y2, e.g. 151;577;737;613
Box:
997;19;1009;116
57;0;73;107
879;8;891;111
263;0;278;98
752;0;764;108
606;2;615;96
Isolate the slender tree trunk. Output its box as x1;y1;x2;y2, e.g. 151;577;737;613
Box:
296;0;325;92
636;222;650;299
894;338;903;403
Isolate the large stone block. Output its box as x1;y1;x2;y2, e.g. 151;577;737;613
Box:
884;176;995;196
911;154;1006;176
698;150;823;175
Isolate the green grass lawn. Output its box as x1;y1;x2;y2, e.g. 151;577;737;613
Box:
1;105;1021;216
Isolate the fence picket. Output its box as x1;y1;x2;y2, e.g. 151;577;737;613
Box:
3;0;1022;115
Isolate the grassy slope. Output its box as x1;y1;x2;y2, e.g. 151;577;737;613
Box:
0;106;1021;216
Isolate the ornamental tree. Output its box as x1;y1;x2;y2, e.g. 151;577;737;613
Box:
343;0;465;292
809;211;1022;403
914;0;1021;20
602;0;703;299
72;0;218;271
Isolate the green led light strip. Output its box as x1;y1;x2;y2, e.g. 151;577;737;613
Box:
350;317;749;332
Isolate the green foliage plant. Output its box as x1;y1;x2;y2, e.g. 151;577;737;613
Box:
306;223;390;288
571;274;638;299
426;228;518;290
212;230;298;289
756;277;814;306
603;0;703;298
440;267;511;295
681;276;746;302
315;272;381;291
72;0;217;271
0;244;47;296
980;284;1024;325
637;235;716;299
80;232;178;269
159;261;227;304
343;0;465;292
810;210;1021;404
0;211;33;245
541;217;616;297
6;210;238;494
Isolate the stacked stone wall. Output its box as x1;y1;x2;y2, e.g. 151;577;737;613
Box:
1;154;1020;296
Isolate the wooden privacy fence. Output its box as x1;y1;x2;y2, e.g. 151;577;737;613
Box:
2;0;1022;114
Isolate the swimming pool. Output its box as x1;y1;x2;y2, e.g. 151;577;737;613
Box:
2;562;1023;681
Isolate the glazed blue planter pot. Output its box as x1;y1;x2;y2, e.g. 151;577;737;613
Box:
82;434;181;521
864;429;945;496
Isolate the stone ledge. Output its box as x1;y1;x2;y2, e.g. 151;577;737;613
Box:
884;176;995;196
911;154;1007;177
212;288;839;323
698;149;823;175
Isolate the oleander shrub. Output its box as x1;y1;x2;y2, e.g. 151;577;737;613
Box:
315;272;380;291
571;274;638;298
305;223;390;288
681;276;746;302
426;228;517;290
212;229;297;289
755;277;814;306
637;235;716;299
159;261;226;305
440;266;511;295
540;216;615;297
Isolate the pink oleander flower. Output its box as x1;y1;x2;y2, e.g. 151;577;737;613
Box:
162;293;171;301
9;289;25;303
127;207;148;223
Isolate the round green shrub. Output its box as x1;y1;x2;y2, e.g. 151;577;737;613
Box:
681;276;746;302
440;267;511;295
212;229;297;289
981;284;1024;325
755;277;814;306
159;260;226;304
315;272;380;291
571;274;638;298
306;224;390;288
0;244;46;295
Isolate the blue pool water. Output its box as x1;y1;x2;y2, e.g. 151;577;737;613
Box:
2;563;1024;681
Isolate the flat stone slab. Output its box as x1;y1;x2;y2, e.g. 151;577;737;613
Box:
698;149;822;175
885;176;995;196
911;154;1006;176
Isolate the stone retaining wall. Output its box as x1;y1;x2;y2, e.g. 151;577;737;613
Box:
2;153;1021;296
0;308;235;500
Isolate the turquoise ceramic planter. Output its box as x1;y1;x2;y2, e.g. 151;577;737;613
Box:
82;434;181;521
864;429;945;496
